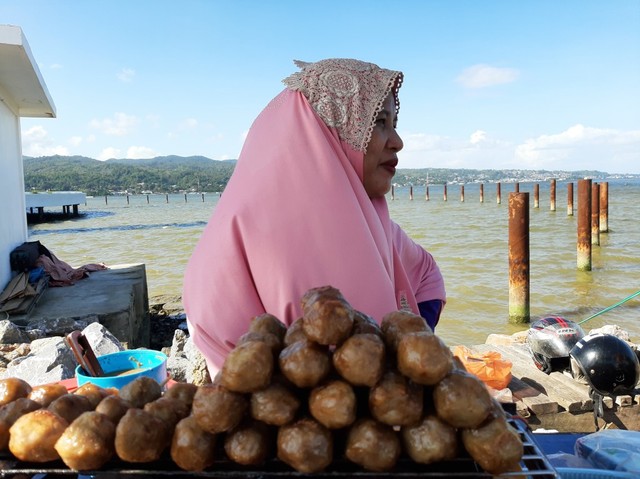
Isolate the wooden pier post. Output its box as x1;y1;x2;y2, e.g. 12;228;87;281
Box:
550;179;557;211
147;194;150;204
184;194;188;203
126;194;130;205
425;185;429;201
497;183;501;204
166;194;169;203
599;182;608;232
105;195;108;205
479;183;484;203
567;183;574;216
577;179;592;271
534;184;540;208
202;193;205;202
409;185;414;200
514;182;520;193
460;185;464;202
591;183;600;246
443;183;448;202
391;184;395;200
508;192;530;324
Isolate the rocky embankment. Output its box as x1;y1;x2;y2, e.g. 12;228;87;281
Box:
0;296;211;386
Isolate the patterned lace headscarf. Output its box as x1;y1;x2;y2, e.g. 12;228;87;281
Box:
282;58;403;153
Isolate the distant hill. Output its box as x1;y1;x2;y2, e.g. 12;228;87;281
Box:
23;155;236;196
23;154;629;197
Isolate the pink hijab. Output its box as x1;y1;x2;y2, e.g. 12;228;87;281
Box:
183;59;445;371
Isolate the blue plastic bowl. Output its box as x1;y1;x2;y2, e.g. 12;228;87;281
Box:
75;349;167;390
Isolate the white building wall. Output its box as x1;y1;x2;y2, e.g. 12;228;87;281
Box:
0;99;28;288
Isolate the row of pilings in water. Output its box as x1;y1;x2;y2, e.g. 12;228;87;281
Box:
392;179;609;324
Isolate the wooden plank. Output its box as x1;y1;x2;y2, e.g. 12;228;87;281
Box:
471;344;593;413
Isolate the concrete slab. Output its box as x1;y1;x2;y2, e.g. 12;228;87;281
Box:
10;263;149;348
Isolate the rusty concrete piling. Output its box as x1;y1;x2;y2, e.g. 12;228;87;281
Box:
577;179;592;271
166;194;169;203
443;183;448;202
515;182;520;193
460;185;465;202
391;185;395;200
591;183;600;246
534;184;540;208
480;183;484;203
409;185;414;200
550;179;557;211
497;182;502;204
126;194;130;205
567;183;574;216
599;182;609;232
508;192;530;323
425;185;430;201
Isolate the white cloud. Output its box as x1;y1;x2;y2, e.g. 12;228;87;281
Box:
117;68;135;82
69;136;83;146
456;64;520;89
126;146;156;159
98;147;121;161
515;125;640;172
21;125;69;157
89;113;138;136
470;130;487;145
49;63;63;70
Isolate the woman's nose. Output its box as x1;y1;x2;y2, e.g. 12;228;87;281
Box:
389;129;403;152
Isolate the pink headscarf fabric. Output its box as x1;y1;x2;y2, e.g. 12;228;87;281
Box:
183;59;445;372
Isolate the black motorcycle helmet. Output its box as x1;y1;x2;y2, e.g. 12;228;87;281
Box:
527;316;585;374
570;333;640;397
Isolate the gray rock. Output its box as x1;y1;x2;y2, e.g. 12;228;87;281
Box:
0;320;29;344
3;336;76;385
166;330;210;386
27;315;98;337
82;322;124;356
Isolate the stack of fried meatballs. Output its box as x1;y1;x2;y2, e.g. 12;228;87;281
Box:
0;285;524;475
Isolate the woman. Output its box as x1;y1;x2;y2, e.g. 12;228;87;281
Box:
183;58;446;373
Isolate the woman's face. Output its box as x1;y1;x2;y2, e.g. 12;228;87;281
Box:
363;92;404;198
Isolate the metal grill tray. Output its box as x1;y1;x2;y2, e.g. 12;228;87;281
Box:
0;418;558;478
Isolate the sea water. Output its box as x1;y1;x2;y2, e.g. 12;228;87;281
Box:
27;179;640;347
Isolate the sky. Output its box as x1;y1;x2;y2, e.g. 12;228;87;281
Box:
2;0;640;174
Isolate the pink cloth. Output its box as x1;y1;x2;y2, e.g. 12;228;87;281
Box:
36;252;107;287
183;89;445;371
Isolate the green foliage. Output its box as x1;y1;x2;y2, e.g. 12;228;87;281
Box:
23;155;613;197
23;155;236;197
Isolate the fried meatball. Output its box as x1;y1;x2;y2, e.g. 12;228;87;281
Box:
119;376;162;409
115;408;167;463
279;339;331;388
224;419;271;466
144;397;189;444
220;340;274;393
333;333;386;387
277;417;333;473
301;285;354;345
461;413;524;475
192;383;248;434
95;395;132;424
171;415;217;472
381;310;431;354
345;418;401;472
283;317;307;346
28;383;68;407
250;381;301;426
249;313;287;341
237;330;282;357
0;397;40;450
309;379;356;429
351;310;382;337
397;331;454;385
402;414;458;464
48;393;93;424
0;377;32;407
163;382;198;409
369;370;423;427
433;369;493;429
9;409;68;462
74;382;111;409
54;411;116;470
